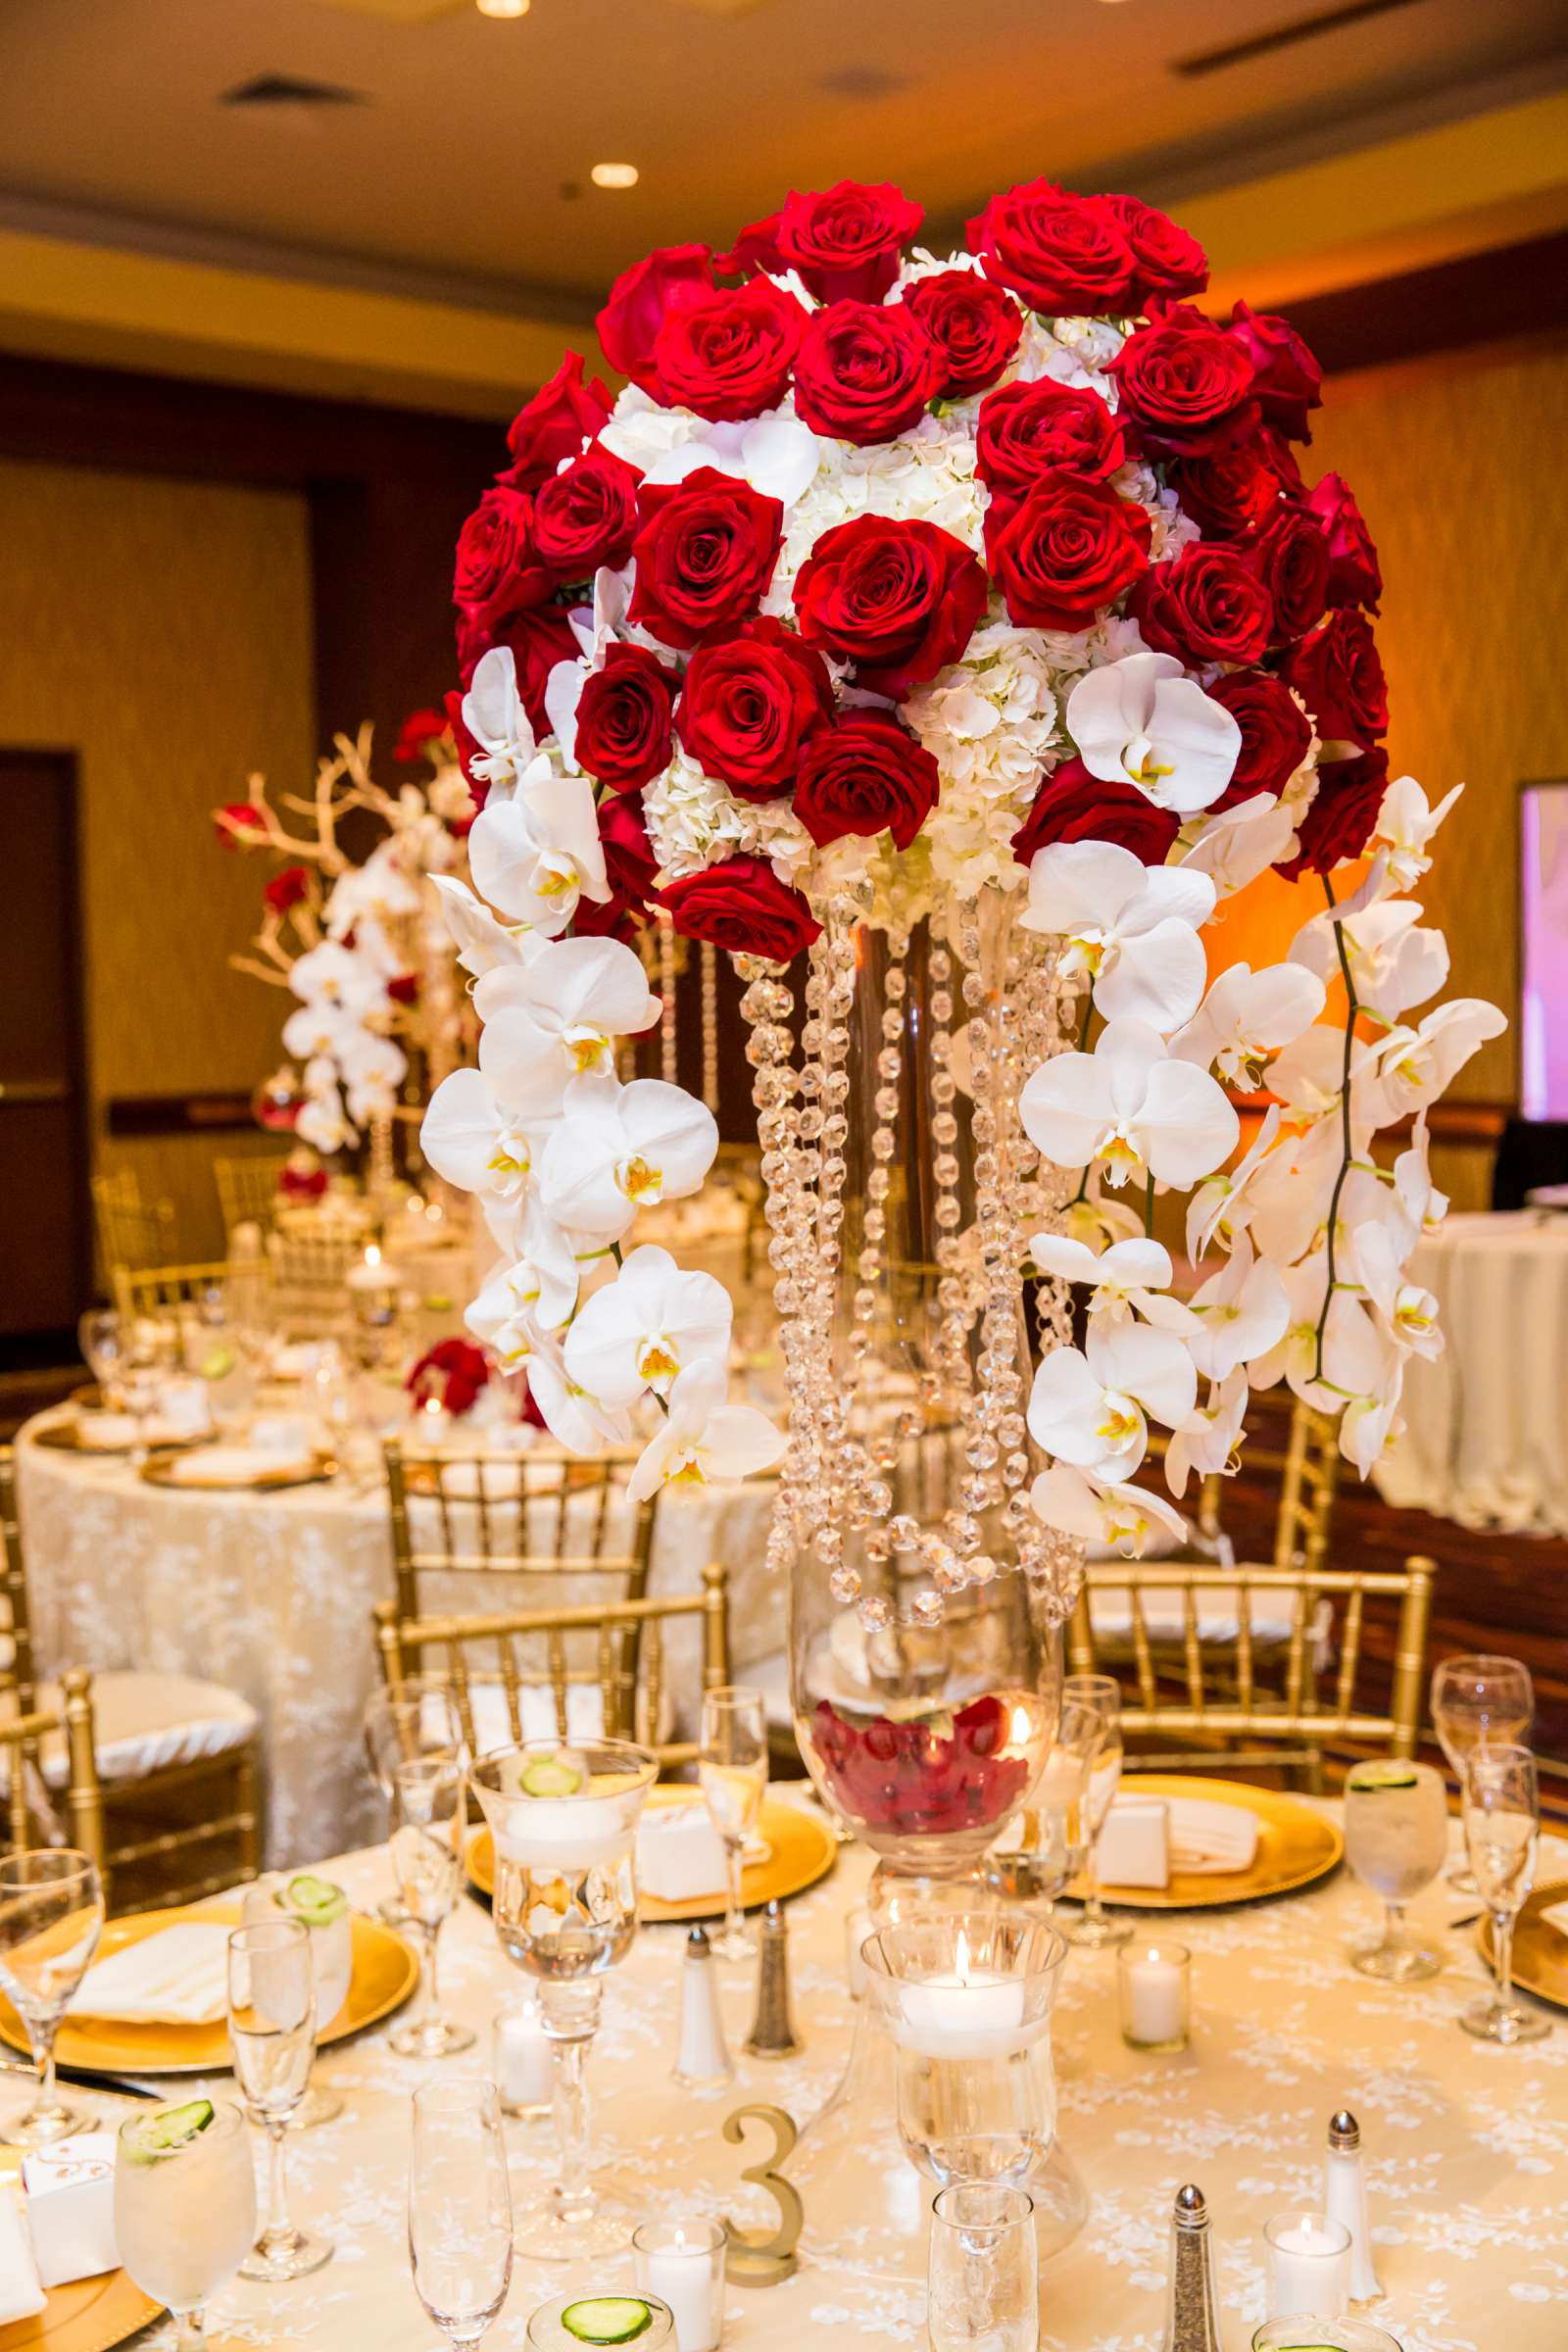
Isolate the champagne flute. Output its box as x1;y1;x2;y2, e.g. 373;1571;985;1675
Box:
1461;1743;1551;2045
76;1307;127;1408
115;2098;256;2349
409;2081;514;2349
388;1755;474;2059
0;1849;104;2147
364;1677;465;1925
928;2180;1040;2352
1343;1759;1447;1981
1058;1673;1131;1949
699;1686;767;1963
1431;1655;1534;1890
226;1918;332;2279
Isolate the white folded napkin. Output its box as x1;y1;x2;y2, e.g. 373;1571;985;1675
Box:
71;1923;230;2024
162;1445;315;1487
270;1341;325;1379
1098;1797;1170;1889
0;2183;45;2323
155;1379;213;1434
74;1413;143;1450
249;1414;313;1456
1167;1795;1259;1874
636;1797;769;1903
22;2132;119;2287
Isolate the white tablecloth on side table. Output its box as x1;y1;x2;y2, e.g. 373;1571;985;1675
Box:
1372;1210;1568;1536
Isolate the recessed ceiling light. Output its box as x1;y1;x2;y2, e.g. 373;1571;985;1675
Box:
591;162;640;189
476;0;529;20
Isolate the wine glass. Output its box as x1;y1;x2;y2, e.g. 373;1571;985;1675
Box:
1057;1673;1131;1948
115;2097;257;2350
388;1755;474;2059
76;1308;127;1408
409;2081;513;2348
242;1873;354;2128
928;2180;1040;2352
1461;1743;1551;2044
1431;1655;1534;1890
699;1686;767;1962
225;1918;332;2279
365;1677;465;1924
468;1739;659;2260
0;1848;104;2147
1343;1759;1448;1982
993;1698;1102;1905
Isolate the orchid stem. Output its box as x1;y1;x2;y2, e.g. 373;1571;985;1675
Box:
1144;1170;1155;1239
1312;873;1360;1384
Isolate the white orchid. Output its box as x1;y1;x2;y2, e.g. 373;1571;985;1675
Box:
1372;775;1463;894
537;1074;718;1241
1247;1257;1403;1443
324;843;420;938
288;940;387;1017
280;999;365;1063
1027;1234;1176;1325
420;1065;542;1206
1061;1190;1146;1253
1184;1237;1290;1381
1245;1113;1351;1269
1020;840;1215;1029
626;1359;786;1503
295;1083;354;1154
467;774;611;937
1170;962;1325;1087
563;1244;732;1408
1186;1104;1280;1260
430;875;532;980
475;937;662;1117
1065;653;1241;814
462;647;539;792
1364;1000;1507;1124
338;1027;408;1125
1163;1370;1249;1498
1028;1461;1188;1557
1347;1217;1443;1361
1020;1017;1238;1191
465;1208;582;1358
1026;1320;1198;1480
1180;791;1300;899
1291;900;1448;1024
525;1343;635;1454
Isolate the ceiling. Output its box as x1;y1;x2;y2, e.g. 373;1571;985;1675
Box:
1;0;1564;320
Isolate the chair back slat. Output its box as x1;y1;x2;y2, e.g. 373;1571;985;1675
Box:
0;1673;105;1873
214;1155;290;1237
92;1169;176;1278
0;1447;37;1713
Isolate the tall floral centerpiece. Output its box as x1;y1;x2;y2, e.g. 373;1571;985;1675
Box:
422;176;1498;1885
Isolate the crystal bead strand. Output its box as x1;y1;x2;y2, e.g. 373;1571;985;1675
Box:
700;939;719;1115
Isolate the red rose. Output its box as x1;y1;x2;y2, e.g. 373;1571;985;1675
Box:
571;895;640;945
596;243;714;396
791;301;943;444
792;515;987;698
453;487;552;631
1307;472;1382;612
1109;305;1257;459
1246;506;1331;644
1010;756;1180;867
1165;441;1292;540
675;618;833;801
792;712;940;851
574;644;678;793
597;788;659;909
966;179;1134;316
1099;195;1208;308
386;971;421;1006
975;381;1126;516
661;854;821;961
457;604;578;736
499;353;613;495
713;214;785;278
775;180;923;304
264;864;310;915
1205;672;1313;809
393;707;448;762
215;804;267;848
407;1338;491;1419
443;688;488;809
1226;301;1321;442
1131;544;1272;665
532;447;641;579
1276;748;1389;879
901;270;1021;399
627;468;783;651
653;278;806;421
1281;611;1388;746
988;474;1151;630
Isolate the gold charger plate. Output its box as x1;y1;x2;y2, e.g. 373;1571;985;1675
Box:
466;1787;838;1921
1067;1774;1343;1910
0;1905;416;2077
137;1447;336;1493
1479;1879;1568;2011
32;1423;205;1458
0;2142;162;2352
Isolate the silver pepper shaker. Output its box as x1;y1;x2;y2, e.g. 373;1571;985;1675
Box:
1161;2183;1224;2352
672;1925;733;2088
1324;2110;1382;2303
744;1899;803;2058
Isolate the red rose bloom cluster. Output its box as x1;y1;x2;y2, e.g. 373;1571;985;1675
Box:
406;1340;492;1419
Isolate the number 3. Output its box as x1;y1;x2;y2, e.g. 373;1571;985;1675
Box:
721;2101;804;2283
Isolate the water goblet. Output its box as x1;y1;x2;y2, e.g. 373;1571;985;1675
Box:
992;1698;1102;1905
388;1754;475;2059
242;1872;354;2128
1343;1758;1447;1982
226;1917;332;2279
928;2180;1039;2352
76;1307;127;1407
469;1739;659;2261
1431;1655;1534;1890
0;1849;104;2147
699;1685;767;1962
364;1676;465;1925
1057;1673;1129;1948
115;2097;257;2349
1461;1742;1551;2044
409;2080;514;2348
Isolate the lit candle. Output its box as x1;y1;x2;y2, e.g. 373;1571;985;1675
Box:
1264;2210;1351;2317
633;2218;724;2351
894;1927;1030;2060
1119;1940;1190;2051
492;1997;552;2117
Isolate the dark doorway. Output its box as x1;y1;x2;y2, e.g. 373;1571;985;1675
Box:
0;750;90;1366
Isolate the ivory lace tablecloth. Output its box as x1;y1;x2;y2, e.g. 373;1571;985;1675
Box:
1371;1211;1568;1537
30;1811;1565;2352
13;1415;783;1867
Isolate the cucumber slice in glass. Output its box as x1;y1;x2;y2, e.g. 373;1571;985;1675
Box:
279;1872;349;1927
560;2297;656;2344
1348;1761;1419;1792
521;1756;586;1799
125;2097;216;2162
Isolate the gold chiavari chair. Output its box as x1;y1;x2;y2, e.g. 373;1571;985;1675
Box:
214;1152;291;1237
373;1560;732;1771
91;1168;176;1279
1;1670;104;1871
0;1448;262;1912
267;1228;363;1337
111;1258;234;1321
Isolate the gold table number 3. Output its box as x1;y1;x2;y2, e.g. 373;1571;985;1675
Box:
721;2101;804;2284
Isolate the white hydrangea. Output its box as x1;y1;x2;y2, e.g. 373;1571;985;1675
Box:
643;752;815;887
766;409;987;611
1015;315;1125;396
906;621;1062;804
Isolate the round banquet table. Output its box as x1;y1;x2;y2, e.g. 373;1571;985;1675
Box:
1371;1210;1568;1537
30;1808;1566;2350
13;1413;783;1867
